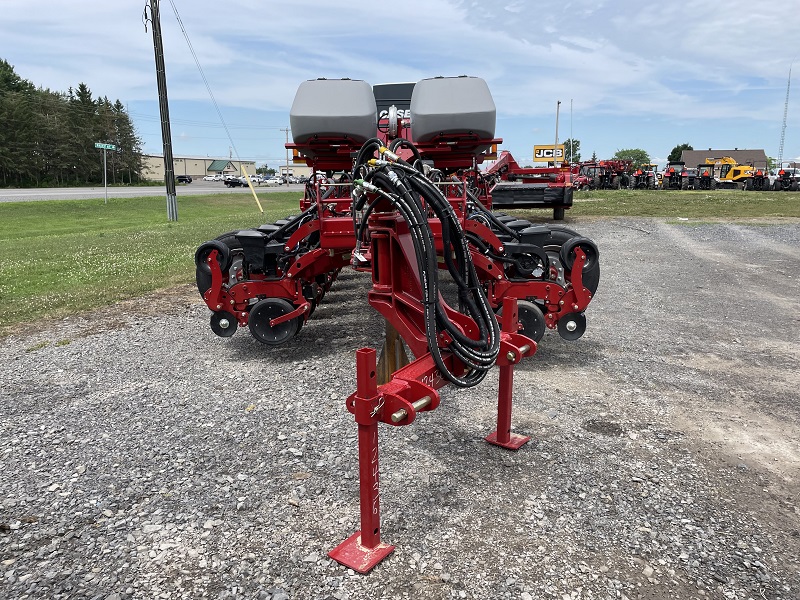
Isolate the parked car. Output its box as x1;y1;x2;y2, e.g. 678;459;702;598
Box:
224;177;246;187
203;174;221;181
176;175;192;184
263;177;283;187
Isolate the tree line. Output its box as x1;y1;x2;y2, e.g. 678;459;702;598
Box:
0;59;144;187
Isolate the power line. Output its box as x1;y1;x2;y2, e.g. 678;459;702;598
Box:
165;0;242;163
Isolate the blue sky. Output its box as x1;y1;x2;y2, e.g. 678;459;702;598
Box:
3;0;799;168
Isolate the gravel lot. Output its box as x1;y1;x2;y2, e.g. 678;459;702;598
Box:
1;217;799;600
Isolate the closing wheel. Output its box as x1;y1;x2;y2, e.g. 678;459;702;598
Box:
210;311;238;338
195;240;232;293
557;312;586;341
248;298;300;345
560;236;599;273
195;240;231;274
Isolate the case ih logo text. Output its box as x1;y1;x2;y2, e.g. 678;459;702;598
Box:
379;109;412;119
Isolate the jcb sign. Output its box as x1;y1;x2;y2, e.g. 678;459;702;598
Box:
533;144;565;162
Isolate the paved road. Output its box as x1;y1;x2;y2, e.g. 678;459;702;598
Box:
0;181;304;202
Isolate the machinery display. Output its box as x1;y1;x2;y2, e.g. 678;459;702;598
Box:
698;156;754;190
661;161;688;190
631;163;659;189
772;164;800;191
572;159;632;190
748;163;771;191
482;150;575;220
194;76;600;572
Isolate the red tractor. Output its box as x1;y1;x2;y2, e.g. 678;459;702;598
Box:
661;161;690;190
631;164;658;189
573;159;632;190
772;163;799;191
746;163;771;191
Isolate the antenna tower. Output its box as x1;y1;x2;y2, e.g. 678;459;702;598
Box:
778;65;792;166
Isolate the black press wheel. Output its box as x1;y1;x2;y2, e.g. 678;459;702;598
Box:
248;298;300;346
517;300;546;343
496;300;546;343
557;312;587;341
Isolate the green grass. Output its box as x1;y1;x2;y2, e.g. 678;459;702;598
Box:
0;192;300;331
0;188;797;333
566;189;800;219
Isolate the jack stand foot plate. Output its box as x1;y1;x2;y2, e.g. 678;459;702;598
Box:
328;531;395;574
485;431;531;450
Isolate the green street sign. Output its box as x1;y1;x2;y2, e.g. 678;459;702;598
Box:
94;142;116;150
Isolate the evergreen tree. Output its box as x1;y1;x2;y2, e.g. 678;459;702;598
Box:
0;60;144;186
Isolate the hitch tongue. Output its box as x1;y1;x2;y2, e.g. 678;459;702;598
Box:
390;395;433;423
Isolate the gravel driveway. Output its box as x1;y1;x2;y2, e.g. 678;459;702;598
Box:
1;217;799;600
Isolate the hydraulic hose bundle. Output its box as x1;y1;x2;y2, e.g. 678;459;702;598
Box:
351;138;501;388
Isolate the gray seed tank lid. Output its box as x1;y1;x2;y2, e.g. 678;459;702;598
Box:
410;76;496;143
290;78;378;144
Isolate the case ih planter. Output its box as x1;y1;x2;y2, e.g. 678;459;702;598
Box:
195;76;600;571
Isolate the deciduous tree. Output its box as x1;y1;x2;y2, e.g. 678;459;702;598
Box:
668;143;693;163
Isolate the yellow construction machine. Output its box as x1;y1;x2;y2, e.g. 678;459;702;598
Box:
698;157;753;189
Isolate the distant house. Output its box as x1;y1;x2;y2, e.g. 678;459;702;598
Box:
680;149;769;169
141;155;257;181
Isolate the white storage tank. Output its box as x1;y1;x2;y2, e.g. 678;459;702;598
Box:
410;76;496;143
289;78;377;144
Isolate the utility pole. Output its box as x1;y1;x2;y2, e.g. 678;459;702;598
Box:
145;0;178;221
569;99;573;164
281;127;290;180
553;100;561;166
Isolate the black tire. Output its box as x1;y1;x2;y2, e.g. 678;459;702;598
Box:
195;232;244;294
541;228;600;296
744;178;753;191
195;240;231;294
560;236;599;274
681;179;689;190
611;176;621;189
791;181;799;192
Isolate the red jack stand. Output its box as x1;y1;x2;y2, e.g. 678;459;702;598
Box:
328;348;395;573
485;297;533;450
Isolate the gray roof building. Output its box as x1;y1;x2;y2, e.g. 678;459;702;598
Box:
680;149;769;169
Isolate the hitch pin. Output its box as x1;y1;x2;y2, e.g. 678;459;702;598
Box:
390;395;433;423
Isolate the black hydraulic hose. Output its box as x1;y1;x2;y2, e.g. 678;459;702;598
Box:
351;141;500;387
387;166;499;372
388;137;422;162
466;188;519;240
265;203;318;242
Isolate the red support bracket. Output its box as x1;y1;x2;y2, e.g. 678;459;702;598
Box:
328;348;395;573
485;297;536;450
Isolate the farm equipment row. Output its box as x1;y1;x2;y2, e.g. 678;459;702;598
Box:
194;76;600;571
572;156;799;191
